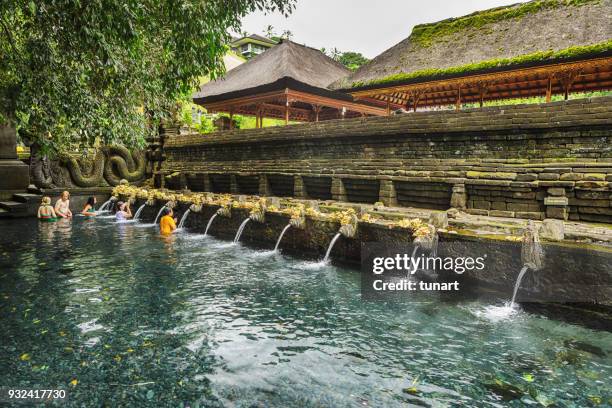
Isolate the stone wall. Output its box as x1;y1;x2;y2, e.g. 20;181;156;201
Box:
160;97;612;223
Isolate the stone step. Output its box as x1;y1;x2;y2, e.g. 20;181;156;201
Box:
0;200;27;212
27;186;43;194
13;193;41;203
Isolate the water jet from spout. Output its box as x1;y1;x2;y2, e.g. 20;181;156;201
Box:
323;232;342;263
234;218;251;243
178;209;191;229
98;199;112;212
510;265;530;308
153;206;166;224
274;224;291;252
204;214;218;236
133;204;146;221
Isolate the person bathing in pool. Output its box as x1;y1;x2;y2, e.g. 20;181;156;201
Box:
81;197;97;216
54;191;73;218
38;197;58;222
115;201;132;221
159;207;177;235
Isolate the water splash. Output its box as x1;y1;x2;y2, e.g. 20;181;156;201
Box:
153;206;166;224
323;232;342;263
133;204;146;221
178;209;191;229
274;224;291;252
204;213;218;236
98;199;112;212
234;218;251;243
510;265;530;307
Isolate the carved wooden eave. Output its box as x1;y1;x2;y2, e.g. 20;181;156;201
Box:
350;57;612;111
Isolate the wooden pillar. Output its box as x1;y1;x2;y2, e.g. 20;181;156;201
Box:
229;111;234;130
285;98;290;125
546;76;553;103
412;92;422;112
313;105;321;122
455;87;462;111
386;100;391;116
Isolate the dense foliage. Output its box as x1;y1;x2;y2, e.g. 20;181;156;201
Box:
0;0;294;155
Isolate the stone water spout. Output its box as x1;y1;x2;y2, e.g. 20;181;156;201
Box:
511;221;546;307
410;225;438;275
189;203;203;213
217;205;231;218
521;221;545;272
249;199;267;223
414;225;438;256
339;213;359;239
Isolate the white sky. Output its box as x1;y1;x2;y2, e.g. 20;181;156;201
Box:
240;0;530;58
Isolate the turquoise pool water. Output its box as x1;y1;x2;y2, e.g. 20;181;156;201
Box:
0;217;610;407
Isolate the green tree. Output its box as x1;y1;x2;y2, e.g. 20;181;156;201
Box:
336;51;370;71
0;0;294;156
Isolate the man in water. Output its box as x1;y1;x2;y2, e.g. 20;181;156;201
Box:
54;191;73;218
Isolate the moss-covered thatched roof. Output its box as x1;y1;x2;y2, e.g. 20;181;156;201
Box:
194;40;350;103
331;0;612;90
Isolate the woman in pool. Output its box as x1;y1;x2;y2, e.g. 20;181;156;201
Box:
81;197;97;216
37;197;58;222
54;191;72;218
115;201;132;221
159;207;177;235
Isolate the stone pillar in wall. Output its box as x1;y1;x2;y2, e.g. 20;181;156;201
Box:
179;173;188;190
378;179;397;206
450;183;467;210
294;175;307;198
230;175;239;194
259;175;271;196
544;187;569;220
0;125;29;191
331;177;347;202
202;173;211;192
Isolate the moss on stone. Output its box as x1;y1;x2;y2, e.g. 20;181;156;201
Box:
410;0;599;48
351;40;612;89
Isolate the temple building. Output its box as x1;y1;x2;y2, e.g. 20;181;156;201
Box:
330;0;612;112
193;40;387;127
229;34;278;59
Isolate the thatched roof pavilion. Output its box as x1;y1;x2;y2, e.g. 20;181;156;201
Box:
331;0;612;111
194;40;387;127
